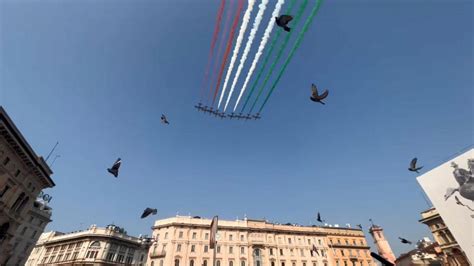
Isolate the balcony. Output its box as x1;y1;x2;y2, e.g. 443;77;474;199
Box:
150;251;166;258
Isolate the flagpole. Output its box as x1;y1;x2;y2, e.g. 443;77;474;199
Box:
212;241;217;266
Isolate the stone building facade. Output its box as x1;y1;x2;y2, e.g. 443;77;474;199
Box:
26;224;150;265
419;207;470;265
368;225;396;264
148;216;375;266
0;106;56;264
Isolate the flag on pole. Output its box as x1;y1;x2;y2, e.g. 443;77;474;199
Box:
210;216;218;249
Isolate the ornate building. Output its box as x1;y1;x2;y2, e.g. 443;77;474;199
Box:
26;224;151;265
148;216;375;266
419;207;470;265
395;237;443;266
9;200;53;265
0;106;56;264
368;224;396;264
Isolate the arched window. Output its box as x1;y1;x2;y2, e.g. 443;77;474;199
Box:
271;262;275;266
230;261;233;266
175;259;180;266
254;249;260;256
216;261;221;266
240;261;245;266
89;241;101;248
190;260;194;266
203;260;207;266
151;262;155;266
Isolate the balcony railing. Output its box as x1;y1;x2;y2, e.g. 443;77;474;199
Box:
150;251;166;258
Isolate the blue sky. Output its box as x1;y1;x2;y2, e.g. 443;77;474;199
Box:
0;0;472;257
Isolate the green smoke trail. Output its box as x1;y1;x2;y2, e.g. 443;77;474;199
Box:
258;0;323;113
248;0;309;113
240;0;298;113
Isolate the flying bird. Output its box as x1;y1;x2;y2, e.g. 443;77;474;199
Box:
141;208;158;219
161;114;169;125
107;158;121;178
316;212;323;223
310;245;320;256
310;84;329;105
275;15;293;32
408;158;423;173
398;237;412;245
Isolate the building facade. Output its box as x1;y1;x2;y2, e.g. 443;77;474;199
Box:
419;207;470;266
26;224;150;265
368;225;396;264
324;227;374;266
0;106;56;264
148;216;375;266
9;200;53;265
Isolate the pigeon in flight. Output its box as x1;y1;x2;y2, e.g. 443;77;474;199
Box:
408;158;423;173
275;15;293;32
107;158;121;178
161;114;169;125
310;84;329;105
310;245;320;256
316;212;324;223
398;237;412;245
141;208;158;219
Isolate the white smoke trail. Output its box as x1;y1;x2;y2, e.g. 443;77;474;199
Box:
218;0;256;109
223;0;269;112
233;0;285;112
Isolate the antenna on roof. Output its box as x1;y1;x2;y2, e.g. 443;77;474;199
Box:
49;155;60;167
45;141;59;162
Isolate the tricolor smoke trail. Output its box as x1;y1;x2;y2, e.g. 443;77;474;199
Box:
259;0;324;113
200;0;226;101
218;0;256;108
212;0;246;105
208;0;235;103
249;0;308;113
223;0;269;111
238;0;297;112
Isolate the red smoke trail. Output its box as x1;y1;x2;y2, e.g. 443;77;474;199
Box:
199;0;226;101
207;0;235;104
211;0;245;106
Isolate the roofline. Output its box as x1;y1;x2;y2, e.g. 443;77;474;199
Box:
0;106;55;187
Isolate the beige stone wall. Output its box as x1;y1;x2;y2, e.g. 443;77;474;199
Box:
148;217;374;266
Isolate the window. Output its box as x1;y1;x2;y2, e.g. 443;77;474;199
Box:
11;192;25;211
280;249;283;256
301;249;304;256
0;185;10;197
151;262;155;266
3;157;10;166
191;245;195;252
190;260;194;266
192;232;197;239
48;256;55;263
20;226;27;235
308;239;311;245
230;262;233;266
165;232;169;239
281;263;285;266
345;240;349;245
204;245;209;252
241;247;245;254
217;245;221;253
290;249;294;255
175;259;180;266
106;252;115;261
229;246;233;254
341;250;345;256
272;262;275;266
241;235;244;241
229;234;233;241
64;253;70;261
241;261;245;266
179;231;183;238
72;252;79;259
126;256;133;264
288;238;292;244
318;239;322;245
177;244;182;252
160;260;164;266
203;260;207;266
344;262;348;266
216;261;221;266
270;248;274;255
205;233;209;240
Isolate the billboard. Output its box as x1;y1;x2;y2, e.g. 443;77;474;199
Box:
417;148;473;262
